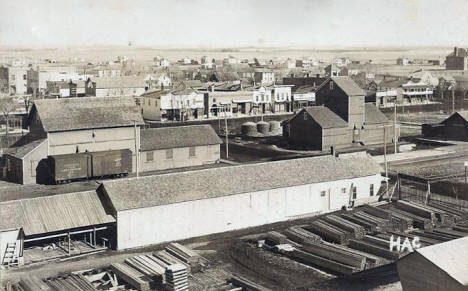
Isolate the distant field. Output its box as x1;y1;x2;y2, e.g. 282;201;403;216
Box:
0;46;454;64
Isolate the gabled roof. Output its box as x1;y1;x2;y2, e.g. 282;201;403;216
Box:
378;78;406;89
447;47;468;57
302;106;348;129
365;103;389;124
0;190;115;236
32;97;144;132
141;89;171;99
441;111;468;124
90;76;147;89
3;134;46;159
140;125;222;151
293;85;316;94
415;236;468;285
329;77;366;96
102;155;382;211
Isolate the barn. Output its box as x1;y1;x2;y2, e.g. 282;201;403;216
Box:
139;125;222;172
287;106;352;150
423;111;468;141
396;236;468;291
100;154;383;250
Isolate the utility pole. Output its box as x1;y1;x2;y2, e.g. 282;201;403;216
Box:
452;87;455;114
394;101;397;154
224;107;229;159
384;126;388;190
134;120;139;179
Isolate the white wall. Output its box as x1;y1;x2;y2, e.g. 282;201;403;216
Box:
0;229;22;264
116;174;382;250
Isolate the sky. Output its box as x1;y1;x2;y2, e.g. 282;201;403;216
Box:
0;0;467;48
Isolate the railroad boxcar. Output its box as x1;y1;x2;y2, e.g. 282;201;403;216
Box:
47;149;132;183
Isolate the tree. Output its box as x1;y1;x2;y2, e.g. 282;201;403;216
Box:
0;95;16;140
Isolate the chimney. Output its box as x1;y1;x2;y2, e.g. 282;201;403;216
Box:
455;47;459;57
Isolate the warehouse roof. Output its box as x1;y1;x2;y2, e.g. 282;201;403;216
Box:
302;106;348;129
415;236;468;285
102;155;382;211
32;97;144;132
0;190;115;235
364;104;389;124
140;125;222;151
3;134;46;159
317;77;365;96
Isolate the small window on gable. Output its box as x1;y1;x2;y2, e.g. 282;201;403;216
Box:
341;188;347;194
146;151;154;162
303;111;308;120
330;81;334;90
370;184;374;196
165;149;173;159
320;191;326;197
352;186;357;199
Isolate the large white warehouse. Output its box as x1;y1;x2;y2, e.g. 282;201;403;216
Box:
100;154;383;250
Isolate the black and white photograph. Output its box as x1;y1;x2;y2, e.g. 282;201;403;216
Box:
1;0;468;290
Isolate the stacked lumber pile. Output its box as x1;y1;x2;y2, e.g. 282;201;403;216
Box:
340;213;378;232
229;275;272;291
304;220;350;244
44;274;97;291
432;228;468;239
422;204;455;226
389;208;434;230
323;214;366;239
283;226;321;246
352;212;390;232
165;263;189;291
328;243;386;268
361;204;412;231
155;250;191;273
429;201;468;221
19;276;51;291
265;231;288;245
387;231;439;246
125;255;166;283
111;263;152;291
301;243;366;271
361;235;391;249
209;282;243;291
396;201;436;224
453;220;468;233
166;242;202;271
410;230;453;243
348;239;400;261
287;249;357;275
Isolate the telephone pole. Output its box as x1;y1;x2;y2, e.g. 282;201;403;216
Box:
394;101;397;154
224;107;229;159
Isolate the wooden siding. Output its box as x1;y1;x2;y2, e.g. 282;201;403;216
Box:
289;112;323;149
316;79;350;122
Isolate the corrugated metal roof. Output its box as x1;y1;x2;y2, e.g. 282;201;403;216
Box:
0;190;115;236
416;236;468;285
140;125;222;151
33;97;144;132
303;106;348;129
102;155;382;211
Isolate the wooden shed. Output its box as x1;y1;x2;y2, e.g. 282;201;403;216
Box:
396;236;468;291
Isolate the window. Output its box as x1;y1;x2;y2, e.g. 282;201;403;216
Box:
352;186;357;199
213;98;216;103
330;81;334;90
303;111;308;120
189;147;196;157
148;99;151;106
370;184;374;196
146;151;154;162
320;191;326;197
23;74;26;80
155;100;158;107
165;149;173;159
341;188;347;194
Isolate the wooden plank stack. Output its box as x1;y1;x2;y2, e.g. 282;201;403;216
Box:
44;274;97;291
396;201;436;223
323;214;366;239
283;226;321;246
230;275;272;291
265;231;288;245
111;263;152;291
288;249;356;275
389;208;434;230
348;239;400;261
19;276;51;291
304;220;349;244
429;201;468;221
340;213;378;232
165;263;189;291
351;212;390;232
301;243;366;271
328;243;386;268
165;242;202;271
125;255;166;283
155;250;191;273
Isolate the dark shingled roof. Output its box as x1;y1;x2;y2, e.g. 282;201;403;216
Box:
303;106;348;129
0;190;115;235
140;125;222;151
328;77;366;96
102;155;382;211
365;103;389;124
33;97;144;132
3;134;46;159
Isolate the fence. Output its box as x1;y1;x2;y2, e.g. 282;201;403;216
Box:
399;185;468;210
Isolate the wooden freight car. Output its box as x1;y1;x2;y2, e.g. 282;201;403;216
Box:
47;149;132;183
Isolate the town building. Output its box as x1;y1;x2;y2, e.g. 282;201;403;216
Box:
2;97;144;184
85;76;148;97
396;57;410;66
422;111;468;141
254;70;275;85
446;47;468;70
252;86;273;114
291;85;316;110
272;85;293;113
139;125;222;172
6;66;29;95
46;81;75;98
203;90;252;117
397;236;468;291
325;64;348;77
0;66;8;94
27;66;79;96
100;154;383;250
